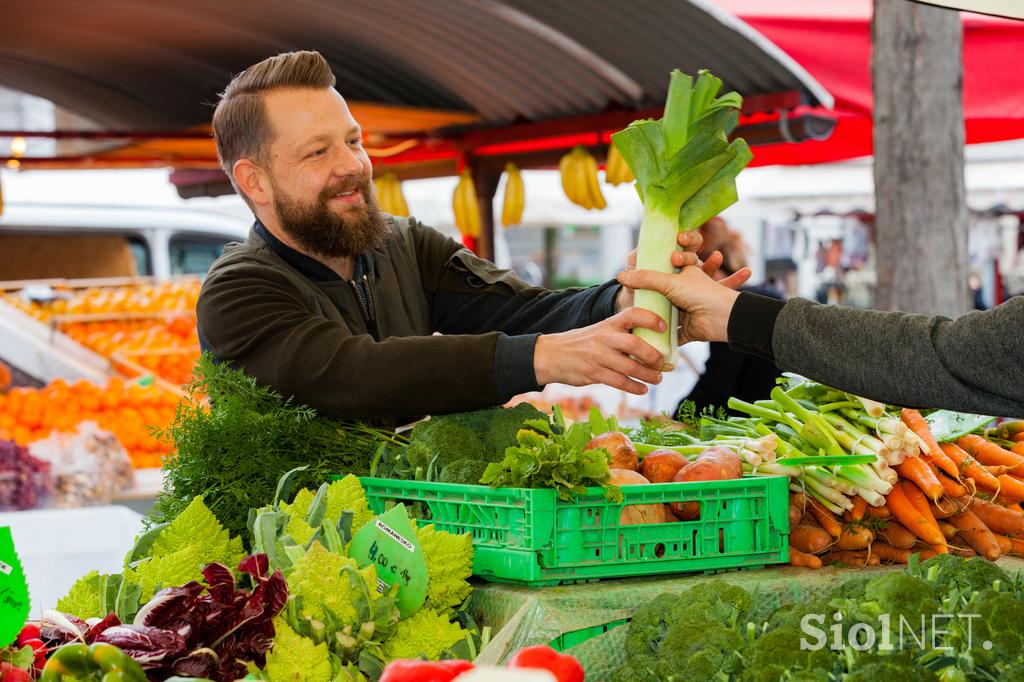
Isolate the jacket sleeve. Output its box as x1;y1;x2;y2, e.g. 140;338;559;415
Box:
410;220;621;335
198;262;520;421
728;292;1024;418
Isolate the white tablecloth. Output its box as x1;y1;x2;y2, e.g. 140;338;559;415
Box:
0;505;144;615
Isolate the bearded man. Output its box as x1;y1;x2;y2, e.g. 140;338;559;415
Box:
198;50;680;421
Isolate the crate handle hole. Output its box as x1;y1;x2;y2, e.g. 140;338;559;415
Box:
654;543;666;558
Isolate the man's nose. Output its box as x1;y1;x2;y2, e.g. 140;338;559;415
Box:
333;145;364;177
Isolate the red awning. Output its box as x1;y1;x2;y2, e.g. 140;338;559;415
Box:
717;0;1024;166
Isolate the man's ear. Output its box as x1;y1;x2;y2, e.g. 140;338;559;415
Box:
233;159;272;207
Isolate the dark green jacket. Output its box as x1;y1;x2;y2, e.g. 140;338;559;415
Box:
197;216;620;420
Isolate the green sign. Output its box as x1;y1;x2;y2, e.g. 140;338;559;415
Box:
349;504;428;618
0;526;29;647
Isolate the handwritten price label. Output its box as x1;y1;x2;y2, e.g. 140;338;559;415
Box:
350;504;429;618
0;527;30;646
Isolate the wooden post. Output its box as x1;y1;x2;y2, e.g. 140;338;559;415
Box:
471;159;501;262
872;0;969;316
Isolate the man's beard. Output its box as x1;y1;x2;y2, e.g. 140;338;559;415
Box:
273;175;389;259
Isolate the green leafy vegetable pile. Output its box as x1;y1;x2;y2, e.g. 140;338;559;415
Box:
611;555;1023;681
151;354;403;541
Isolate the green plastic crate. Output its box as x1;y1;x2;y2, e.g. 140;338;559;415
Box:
359;475;790;586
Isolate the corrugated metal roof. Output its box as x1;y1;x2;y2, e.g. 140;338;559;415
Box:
0;0;831;131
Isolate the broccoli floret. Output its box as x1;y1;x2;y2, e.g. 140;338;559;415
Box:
831;575;872;601
608;661;657;682
919;555;1011;598
437;459;489;485
844;656;938;682
624;592;678;665
963;589;1024;669
405;419;487;474
764;598;834;634
857;573;938;627
675;580;753;627
654;619;743;681
740;626;836;682
482;403;548;454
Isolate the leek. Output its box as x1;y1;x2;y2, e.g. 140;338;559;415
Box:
613;69;751;368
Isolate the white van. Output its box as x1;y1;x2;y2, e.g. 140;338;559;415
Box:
0;203;250;281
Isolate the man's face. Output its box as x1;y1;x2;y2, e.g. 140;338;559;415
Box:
260;88;387;259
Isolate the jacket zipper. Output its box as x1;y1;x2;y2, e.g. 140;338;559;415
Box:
349;274;379;339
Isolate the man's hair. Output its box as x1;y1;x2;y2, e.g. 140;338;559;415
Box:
212;51;336;200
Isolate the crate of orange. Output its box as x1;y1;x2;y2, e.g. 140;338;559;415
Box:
0;376;182;469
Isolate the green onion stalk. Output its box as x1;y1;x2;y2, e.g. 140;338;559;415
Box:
612;69;752;369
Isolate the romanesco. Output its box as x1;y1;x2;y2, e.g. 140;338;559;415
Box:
379;607;468;661
415;522;473;612
263;617;334;681
55;570;102;619
288;541;380;626
324;474;374;533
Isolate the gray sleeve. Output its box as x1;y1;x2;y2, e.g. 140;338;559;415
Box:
772;297;1024;418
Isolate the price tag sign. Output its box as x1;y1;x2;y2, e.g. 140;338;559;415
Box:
0;526;30;646
349;504;428;618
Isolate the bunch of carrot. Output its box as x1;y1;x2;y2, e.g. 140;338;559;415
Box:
788;413;1024;569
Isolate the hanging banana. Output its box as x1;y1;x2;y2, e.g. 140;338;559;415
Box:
374;173;410;217
559;146;606;210
605;141;635;186
500;162;525;227
452;169;481;238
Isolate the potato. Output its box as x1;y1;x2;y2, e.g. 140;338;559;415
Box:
668;447;743;520
587;432;639;471
640;449;689;483
608;469;667;525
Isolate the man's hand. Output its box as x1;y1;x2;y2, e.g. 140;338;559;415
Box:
534;307;667;395
615;231;722;311
616;266;744;344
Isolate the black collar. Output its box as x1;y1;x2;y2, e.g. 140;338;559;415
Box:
253;220;371;282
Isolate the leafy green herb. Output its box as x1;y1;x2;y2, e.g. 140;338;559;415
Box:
150;354;404;542
481;418;621;501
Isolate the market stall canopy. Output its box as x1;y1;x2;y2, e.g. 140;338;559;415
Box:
716;0;1024;165
0;0;833;179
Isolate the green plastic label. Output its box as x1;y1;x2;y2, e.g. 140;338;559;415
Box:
0;526;30;646
349;504;428;618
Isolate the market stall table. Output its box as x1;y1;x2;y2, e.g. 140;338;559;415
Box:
471;557;1024;678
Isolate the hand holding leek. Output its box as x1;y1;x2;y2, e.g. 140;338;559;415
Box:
612;69;752;369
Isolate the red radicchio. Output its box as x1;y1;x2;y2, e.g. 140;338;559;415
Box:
93;624;188;669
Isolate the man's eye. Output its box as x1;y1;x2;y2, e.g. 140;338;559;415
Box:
348;138;363;148
309;148;327;158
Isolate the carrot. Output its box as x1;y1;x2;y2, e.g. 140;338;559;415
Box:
932;466;969;498
896;457;945;502
806;499;843;538
850;496;868;523
886;482;946;547
836;524;874;550
790;523;832;555
1009;503;1024;513
788;547;823;569
1013;436;1024;446
994;421;1024;440
871;542;911;563
949;546;977;558
866;504;890;519
957;435;1024;474
930;499;958;519
937;521;957;541
902;408;960;478
940;442;1001;490
995;534;1013;555
823;550;879;567
968;498;1024;535
788;496;804;528
901;481;941;527
1005;536;1024;556
912;547;941;560
876;521;918;550
994;475;1024;504
948;507;1002;560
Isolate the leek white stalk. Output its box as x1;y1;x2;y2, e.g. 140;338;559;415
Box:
614;69;751;368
